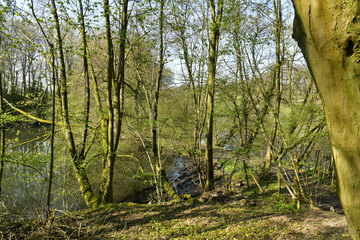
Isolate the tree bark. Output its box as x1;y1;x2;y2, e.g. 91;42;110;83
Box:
99;0;129;204
0;21;4;197
147;0;178;200
205;0;224;192
262;0;284;177
0;69;5;198
291;1;360;238
98;0;116;205
46;46;56;214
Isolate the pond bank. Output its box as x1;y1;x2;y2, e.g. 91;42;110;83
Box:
0;186;350;240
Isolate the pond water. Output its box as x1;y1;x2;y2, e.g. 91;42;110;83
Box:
1;127;52;213
6;127;51;154
1;127;191;214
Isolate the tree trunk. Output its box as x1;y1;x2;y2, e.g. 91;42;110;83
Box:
98;0;129;205
262;0;284;178
0;70;5;198
151;0;178;200
291;1;360;238
46;48;56;214
0;25;4;197
72;158;98;208
98;0;116;205
205;0;224;192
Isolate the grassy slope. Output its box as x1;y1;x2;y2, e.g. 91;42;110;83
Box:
0;186;351;240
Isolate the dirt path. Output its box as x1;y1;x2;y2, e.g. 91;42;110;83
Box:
269;208;349;239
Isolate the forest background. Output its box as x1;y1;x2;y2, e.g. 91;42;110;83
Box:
0;0;333;217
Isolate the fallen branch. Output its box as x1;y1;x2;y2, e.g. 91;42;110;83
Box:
2;98;55;125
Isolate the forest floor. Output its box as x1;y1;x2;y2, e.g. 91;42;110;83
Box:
0;182;351;240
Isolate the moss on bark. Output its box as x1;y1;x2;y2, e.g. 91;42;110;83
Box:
292;1;360;239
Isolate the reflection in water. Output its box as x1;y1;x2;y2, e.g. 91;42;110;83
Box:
1;127;188;215
6;128;51;154
167;157;183;185
166;157;201;196
1;127;55;216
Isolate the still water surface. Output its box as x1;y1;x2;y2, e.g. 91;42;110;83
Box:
1;127;185;215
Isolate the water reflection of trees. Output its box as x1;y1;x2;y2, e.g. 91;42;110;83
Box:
1;128;84;215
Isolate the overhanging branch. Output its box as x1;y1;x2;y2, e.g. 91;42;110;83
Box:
2;98;57;125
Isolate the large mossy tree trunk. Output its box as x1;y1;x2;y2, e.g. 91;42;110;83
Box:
291;1;360;238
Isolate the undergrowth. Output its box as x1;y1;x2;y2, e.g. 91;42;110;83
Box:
0;182;350;239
